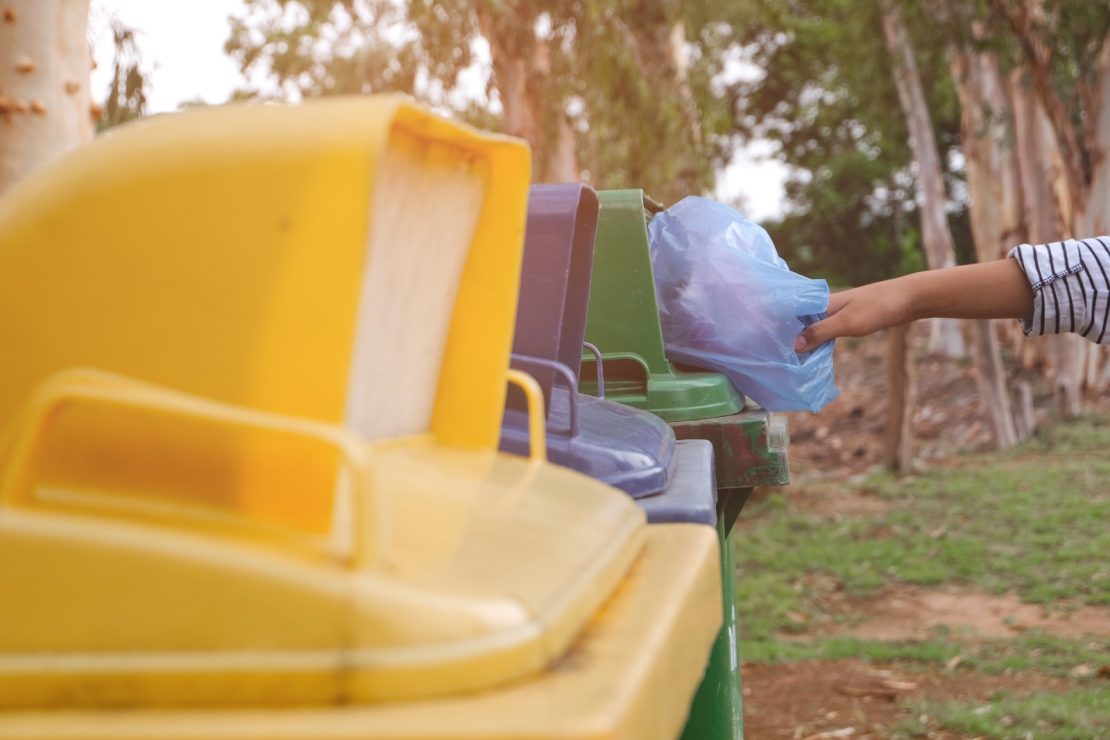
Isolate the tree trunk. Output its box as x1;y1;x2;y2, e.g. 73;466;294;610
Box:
880;0;964;359
885;324;916;474
1011;70;1069;241
988;0;1090;218
543;109;579;183
947;46;1021;448
1013;380;1037;441
0;0;92;195
1076;38;1110;238
970;320;1019;447
1053;334;1084;419
477;3;579;184
1010;66;1088;413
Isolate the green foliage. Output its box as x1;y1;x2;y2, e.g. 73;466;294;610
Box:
224;0;728;202
896;687;1110;739
97;20;149;132
708;0;975;285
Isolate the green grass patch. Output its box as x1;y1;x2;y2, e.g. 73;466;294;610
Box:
735;415;1110;647
741;632;1108;679
894;687;1110;739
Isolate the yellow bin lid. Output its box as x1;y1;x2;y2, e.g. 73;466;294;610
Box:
0;97;646;706
0;526;721;740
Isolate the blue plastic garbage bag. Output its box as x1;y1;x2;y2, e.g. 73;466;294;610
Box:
647;196;838;412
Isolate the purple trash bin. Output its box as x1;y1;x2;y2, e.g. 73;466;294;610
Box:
500;184;675;498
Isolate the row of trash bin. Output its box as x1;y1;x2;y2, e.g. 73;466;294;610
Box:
0;95;789;739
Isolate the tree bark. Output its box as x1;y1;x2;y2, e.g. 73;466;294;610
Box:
1076;38;1110;238
1013;380;1037;440
1010;66;1087;417
880;0;964;359
1053;334;1084;419
0;0;92;195
947;46;1020;448
970;320;1019;447
1010;70;1070;242
988;0;1089;217
885;324;916;474
476;2;578;184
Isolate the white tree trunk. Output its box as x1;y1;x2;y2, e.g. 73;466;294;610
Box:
948;46;1020;448
973;320;1019;447
1013;379;1037;441
880;0;964;359
881;2;956;271
1074;39;1109;401
0;0;92;195
1010;66;1087;414
1053;334;1084;419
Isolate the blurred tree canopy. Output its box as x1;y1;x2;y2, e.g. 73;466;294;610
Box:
712;0;975;287
98;18;148;132
225;0;733;203
224;0;1108;287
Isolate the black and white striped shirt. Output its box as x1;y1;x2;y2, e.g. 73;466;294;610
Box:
1009;237;1110;345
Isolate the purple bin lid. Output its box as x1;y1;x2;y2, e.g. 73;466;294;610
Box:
636;439;717;526
505;184;598;414
500;184;677;498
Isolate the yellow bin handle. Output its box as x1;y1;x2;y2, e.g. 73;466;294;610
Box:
505;369;547;464
0;368;382;568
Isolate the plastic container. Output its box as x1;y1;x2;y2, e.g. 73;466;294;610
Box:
580;189;745;422
500;184;676;497
0;98;647;707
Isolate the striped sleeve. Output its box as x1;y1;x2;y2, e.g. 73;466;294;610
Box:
1008;237;1110;344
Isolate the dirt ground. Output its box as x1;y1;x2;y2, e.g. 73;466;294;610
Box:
742;660;1073;739
782;327;1064;481
739;329;1110;738
828;585;1110;642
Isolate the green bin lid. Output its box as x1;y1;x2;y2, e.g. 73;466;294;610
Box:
581;189;744;422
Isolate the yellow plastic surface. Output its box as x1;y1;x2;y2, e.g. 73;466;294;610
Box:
0;370;645;707
0;94;529;451
0;525;720;740
0;97;649;706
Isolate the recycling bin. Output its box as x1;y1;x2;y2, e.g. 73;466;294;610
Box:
500;184;676;498
582;188;791;518
582;188;795;739
581;190;745;421
0;98;720;739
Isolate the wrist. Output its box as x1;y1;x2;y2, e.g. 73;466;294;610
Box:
903;271;932;323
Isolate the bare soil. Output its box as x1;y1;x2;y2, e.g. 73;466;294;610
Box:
830;585;1110;641
782;330;1059;481
742;659;1073;739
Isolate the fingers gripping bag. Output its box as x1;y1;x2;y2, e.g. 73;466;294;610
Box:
647;196;838;412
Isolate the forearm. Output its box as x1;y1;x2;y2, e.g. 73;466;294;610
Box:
797;237;1110;350
905;258;1034;322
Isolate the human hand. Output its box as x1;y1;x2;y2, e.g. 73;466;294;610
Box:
794;259;1034;352
794;279;915;352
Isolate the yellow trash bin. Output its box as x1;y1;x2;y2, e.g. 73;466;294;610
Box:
0;97;719;737
0;97;642;701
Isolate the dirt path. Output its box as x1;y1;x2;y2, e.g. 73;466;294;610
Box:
827;585;1110;641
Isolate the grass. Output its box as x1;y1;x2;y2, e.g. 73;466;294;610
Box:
735;415;1110;736
742;632;1108;678
894;688;1110;739
736;415;1110;647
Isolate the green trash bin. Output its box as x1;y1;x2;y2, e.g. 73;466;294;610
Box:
637;440;744;740
581;189;744;422
582;188;794;739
